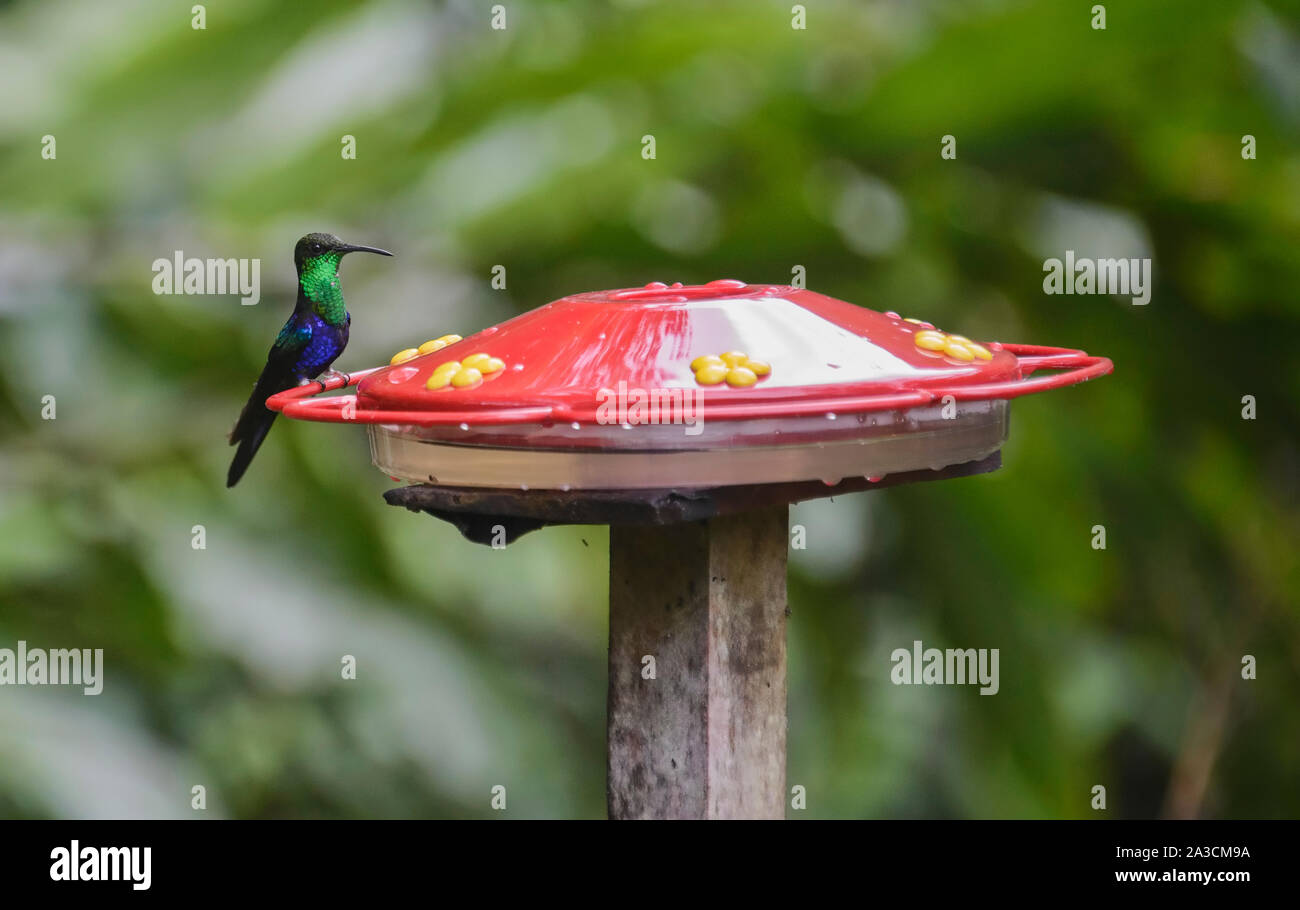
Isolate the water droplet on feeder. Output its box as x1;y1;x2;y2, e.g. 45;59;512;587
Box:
570;422;581;430
459;422;469;431
826;412;837;420
867;475;883;483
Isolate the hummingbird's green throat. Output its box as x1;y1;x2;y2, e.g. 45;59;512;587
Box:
300;251;347;325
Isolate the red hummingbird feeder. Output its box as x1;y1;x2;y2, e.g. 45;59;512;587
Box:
269;279;1109;490
268;279;1111;819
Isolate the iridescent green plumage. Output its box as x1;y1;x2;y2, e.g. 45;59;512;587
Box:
299;250;348;326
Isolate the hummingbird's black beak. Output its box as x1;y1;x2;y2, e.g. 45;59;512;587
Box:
339;243;394;257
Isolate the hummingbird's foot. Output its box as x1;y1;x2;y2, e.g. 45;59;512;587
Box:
318;369;350;387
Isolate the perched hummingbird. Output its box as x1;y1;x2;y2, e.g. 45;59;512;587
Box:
226;232;392;487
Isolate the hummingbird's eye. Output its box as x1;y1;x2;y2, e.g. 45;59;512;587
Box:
311;243;323;253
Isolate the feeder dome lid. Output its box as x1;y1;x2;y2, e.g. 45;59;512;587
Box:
271;280;1111;490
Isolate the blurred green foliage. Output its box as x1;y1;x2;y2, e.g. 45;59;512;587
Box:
0;0;1297;818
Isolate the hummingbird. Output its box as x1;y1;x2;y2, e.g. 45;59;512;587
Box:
226;232;392;487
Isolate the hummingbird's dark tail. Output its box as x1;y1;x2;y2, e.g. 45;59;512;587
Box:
226;374;283;487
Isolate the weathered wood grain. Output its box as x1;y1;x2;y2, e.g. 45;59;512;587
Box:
607;506;788;819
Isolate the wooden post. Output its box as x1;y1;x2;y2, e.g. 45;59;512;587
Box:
607;506;788;819
385;457;1000;817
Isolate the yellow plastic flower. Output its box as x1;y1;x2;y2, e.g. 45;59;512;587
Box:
692;351;772;387
394;333;464;364
912;328;992;362
425;352;509;390
417;334;462;355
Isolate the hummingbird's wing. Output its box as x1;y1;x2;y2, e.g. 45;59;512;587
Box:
226;321;312;487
